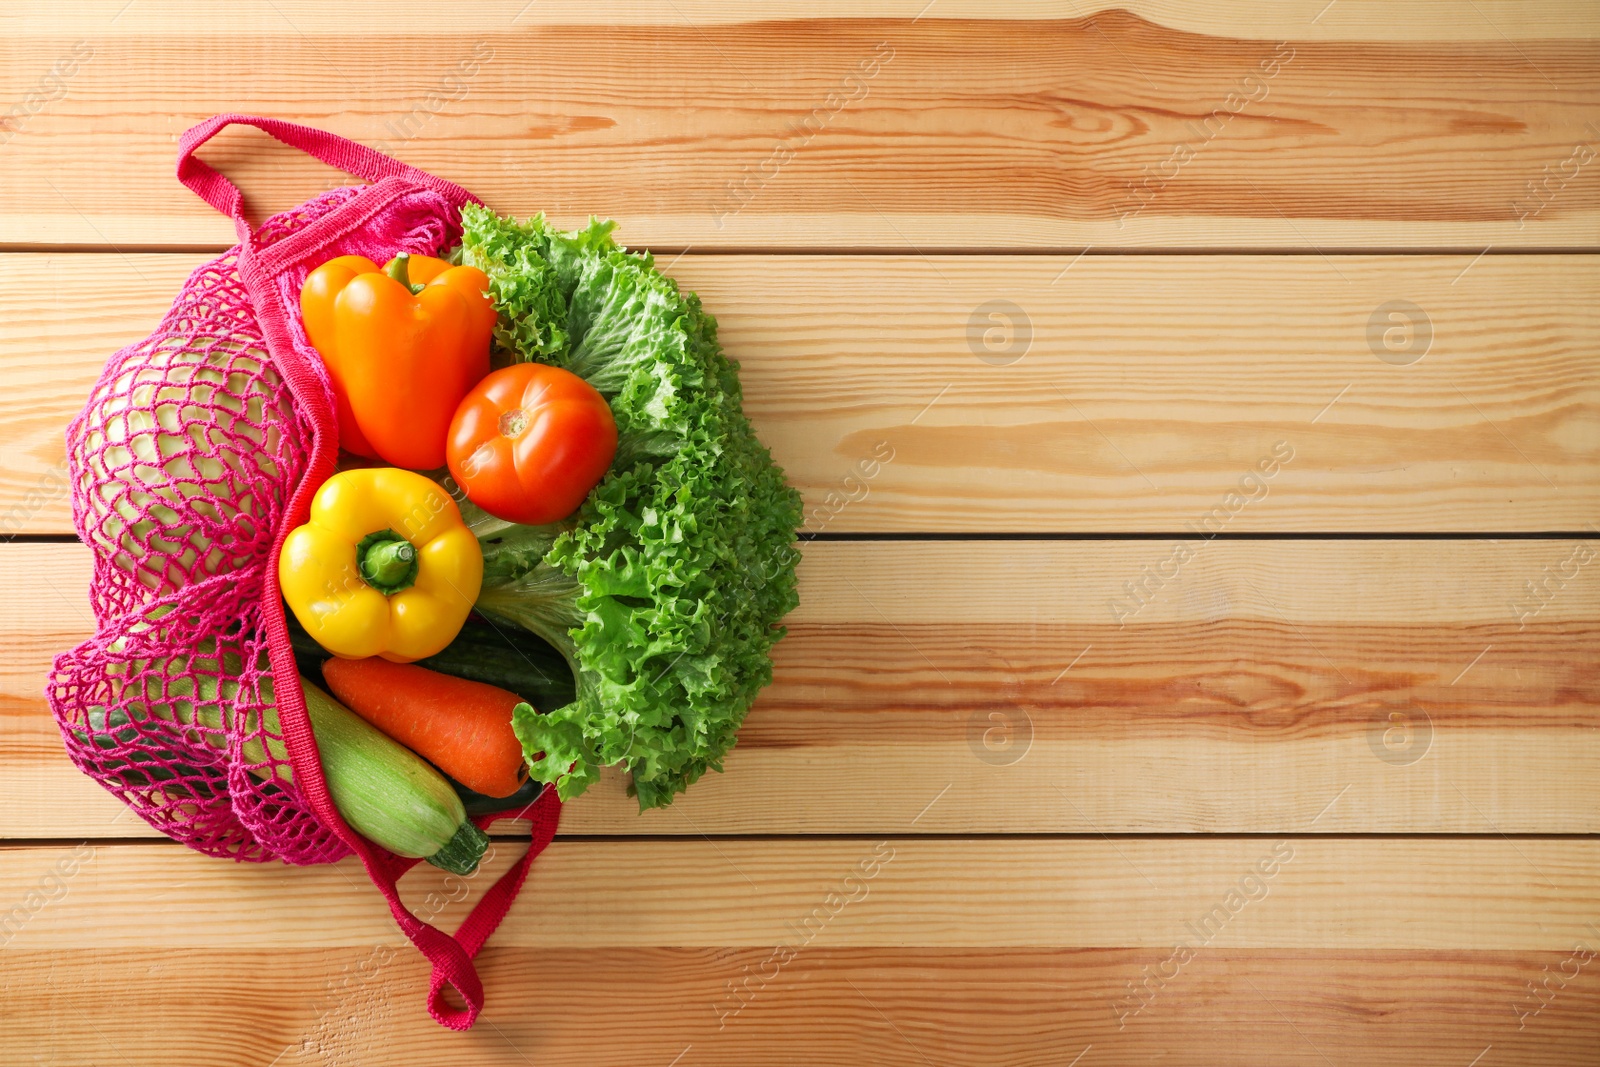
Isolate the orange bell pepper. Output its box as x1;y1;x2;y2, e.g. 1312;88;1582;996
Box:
300;253;496;470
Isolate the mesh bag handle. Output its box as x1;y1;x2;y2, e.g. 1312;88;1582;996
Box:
177;113;479;241
388;793;562;1027
176;114;552;1030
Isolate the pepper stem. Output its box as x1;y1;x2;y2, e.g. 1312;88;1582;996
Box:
385;253;426;295
356;529;419;595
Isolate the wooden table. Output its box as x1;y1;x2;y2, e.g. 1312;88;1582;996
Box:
3;3;1598;1063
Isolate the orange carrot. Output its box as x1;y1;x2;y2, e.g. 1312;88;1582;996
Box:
321;657;529;798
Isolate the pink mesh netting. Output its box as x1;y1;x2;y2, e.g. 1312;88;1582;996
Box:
49;178;467;862
47;116;562;1030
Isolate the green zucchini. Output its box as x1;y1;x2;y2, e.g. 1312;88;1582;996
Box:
298;679;487;873
106;645;486;874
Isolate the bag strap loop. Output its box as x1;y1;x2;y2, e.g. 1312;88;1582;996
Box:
176;113;479;241
425;797;559;1027
264;577;562;1032
383;791;561;1029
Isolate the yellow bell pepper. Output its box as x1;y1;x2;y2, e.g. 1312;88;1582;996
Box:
279;468;482;662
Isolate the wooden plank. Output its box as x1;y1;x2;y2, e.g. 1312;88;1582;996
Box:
3;5;1599;249
6;538;1597;838
2;840;1597;1065
16;2;1600;39
7;838;1597;950
3;253;1596;535
4;947;1597;1067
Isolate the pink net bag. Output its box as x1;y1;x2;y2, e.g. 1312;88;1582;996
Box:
47;115;560;1030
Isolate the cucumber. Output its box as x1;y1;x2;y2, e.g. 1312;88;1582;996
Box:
73;707;224;801
287;609;575;710
106;647;486;874
456;774;546;818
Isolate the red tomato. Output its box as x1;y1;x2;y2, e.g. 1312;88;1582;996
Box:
447;364;618;525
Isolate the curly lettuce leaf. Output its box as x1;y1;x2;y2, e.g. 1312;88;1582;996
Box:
462;205;802;809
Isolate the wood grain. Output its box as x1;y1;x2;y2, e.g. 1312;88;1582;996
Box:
7;538;1597;838
3;5;1598;249
18;2;1600;38
4;838;1598;949
2;840;1597;1065
3;948;1597;1067
3;253;1596;535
